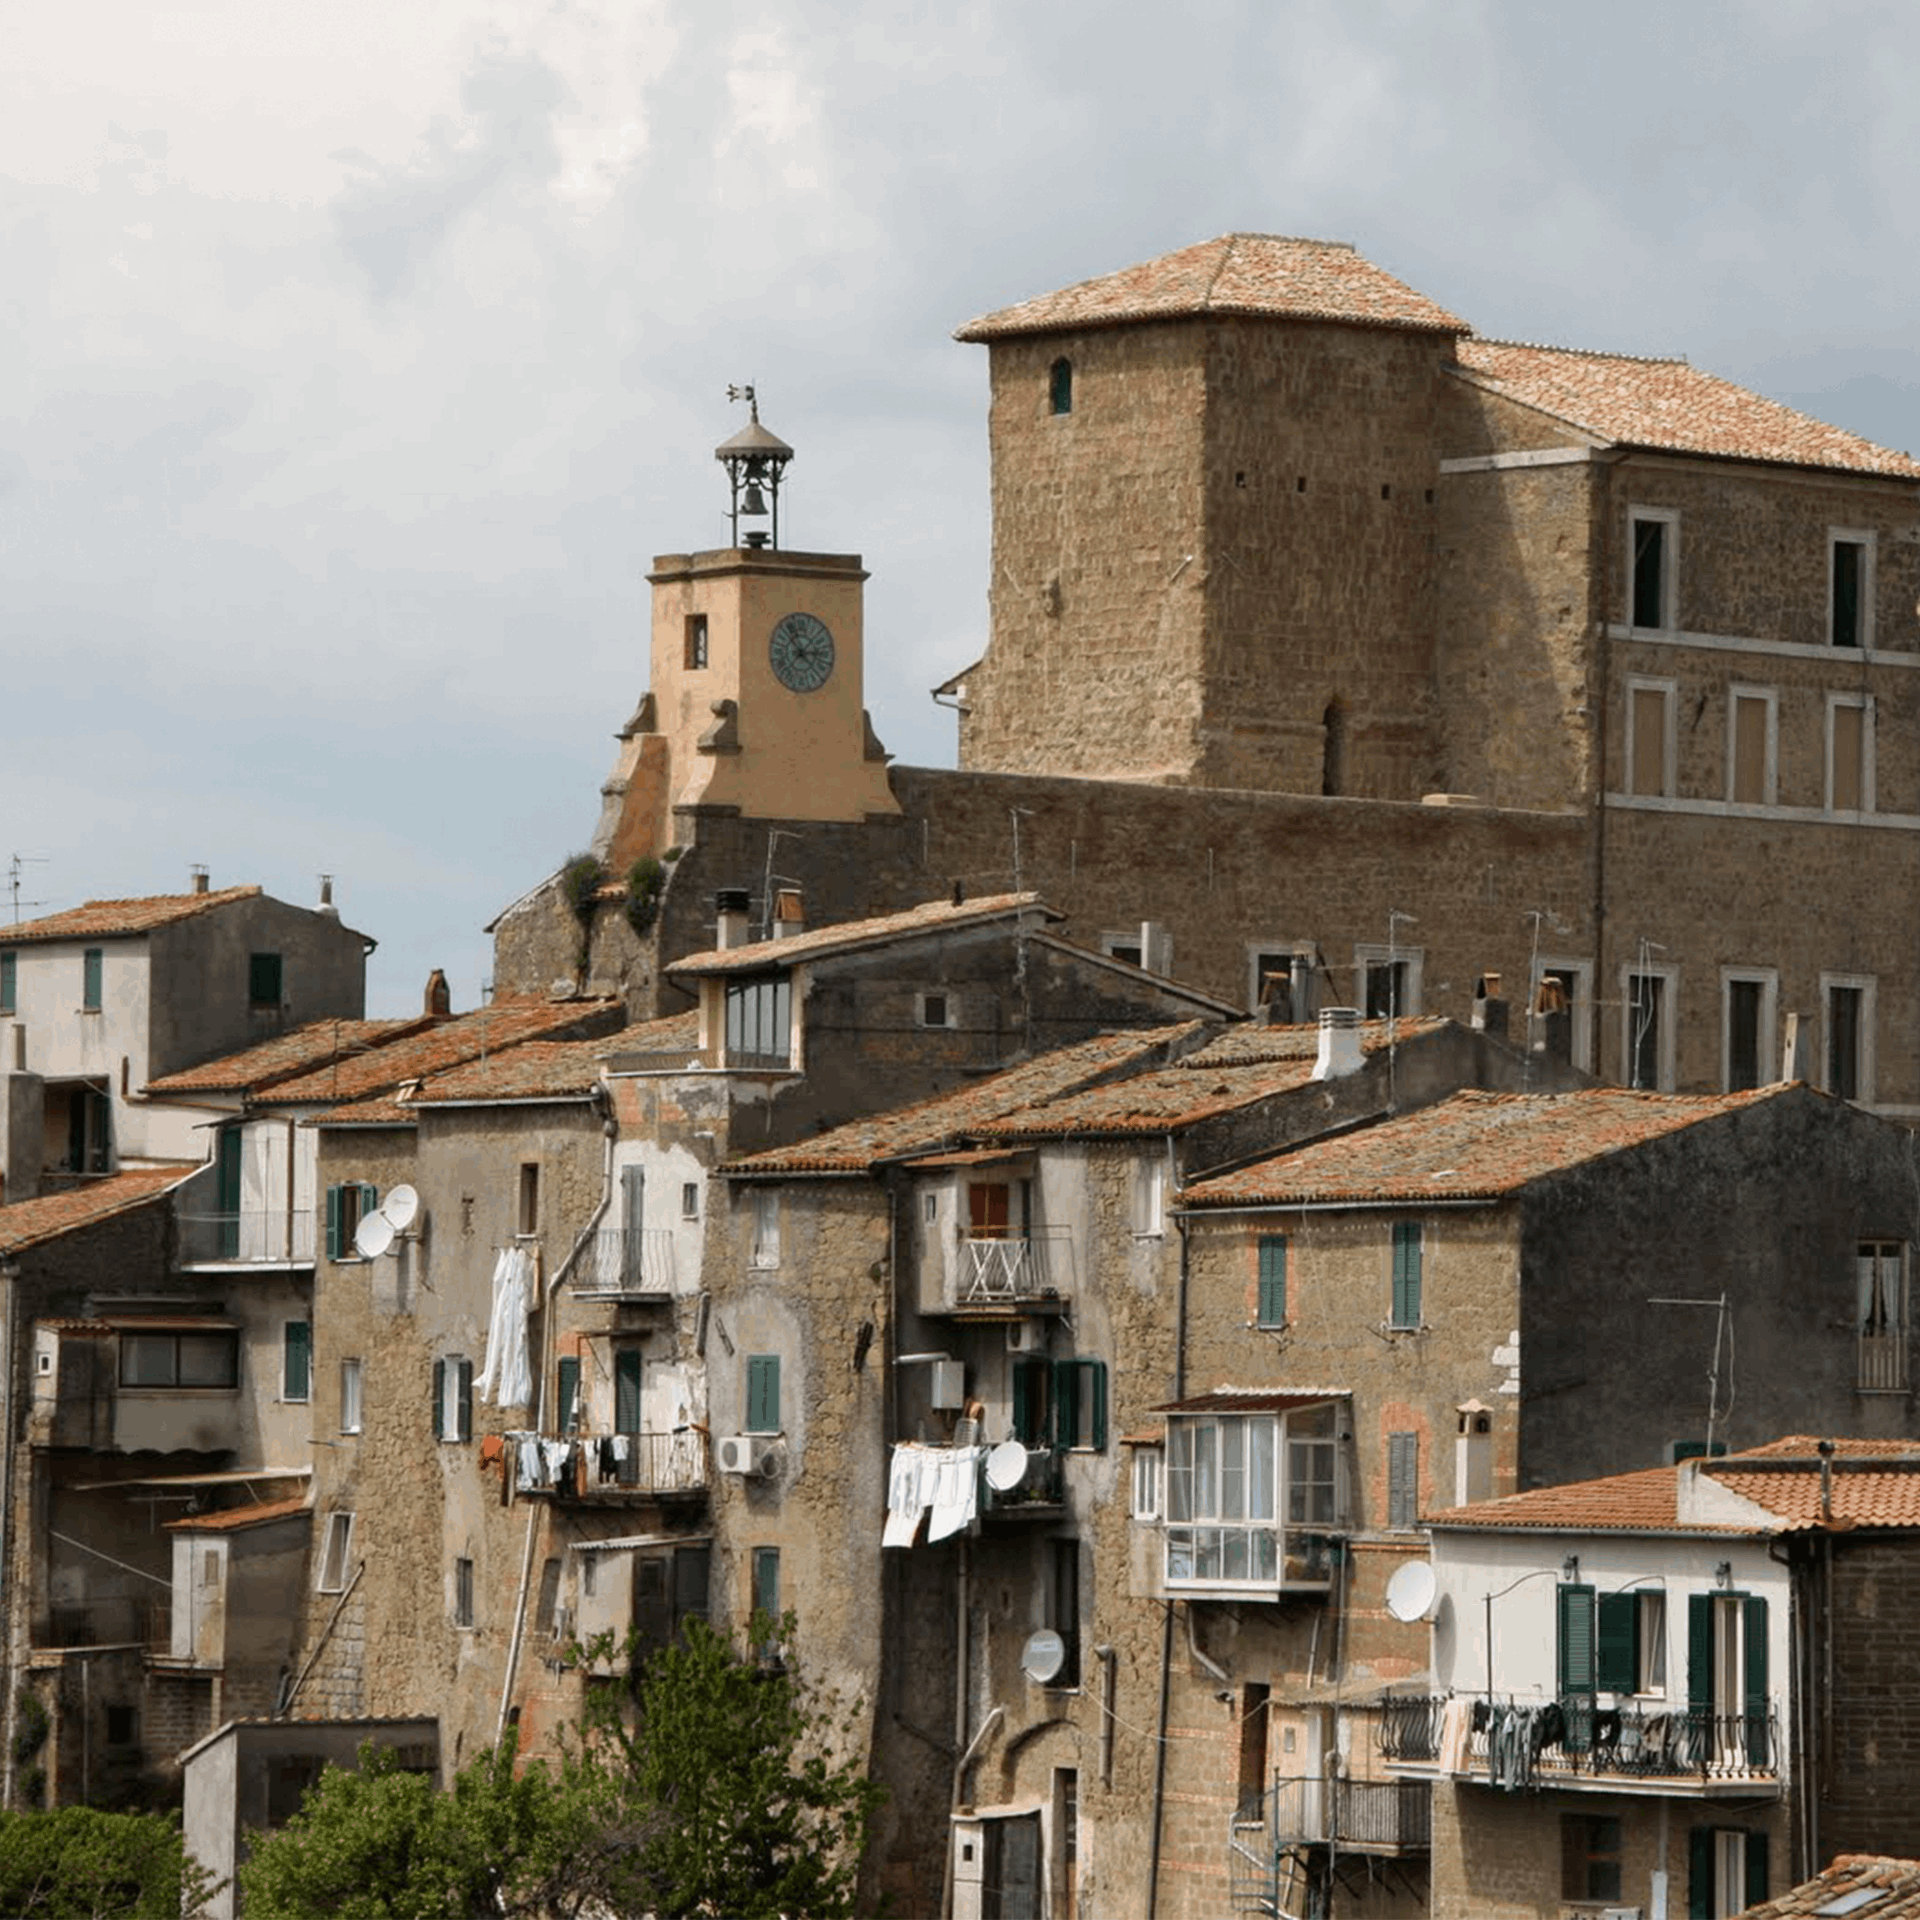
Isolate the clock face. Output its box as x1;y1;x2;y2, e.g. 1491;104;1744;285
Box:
769;611;835;693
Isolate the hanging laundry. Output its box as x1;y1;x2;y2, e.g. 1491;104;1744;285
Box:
478;1247;535;1407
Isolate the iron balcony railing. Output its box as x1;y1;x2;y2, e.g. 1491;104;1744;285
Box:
1255;1775;1432;1851
1378;1693;1445;1763
508;1428;708;1499
978;1445;1065;1514
571;1229;676;1299
175;1211;317;1265
42;1595;170;1653
956;1229;1075;1304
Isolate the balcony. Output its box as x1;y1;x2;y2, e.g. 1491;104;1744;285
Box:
508;1428;708;1501
1381;1695;1780;1797
176;1210;316;1267
1228;1776;1429;1913
948;1230;1074;1315
38;1596;169;1655
1163;1524;1342;1599
1860;1329;1907;1391
571;1230;676;1301
978;1445;1065;1520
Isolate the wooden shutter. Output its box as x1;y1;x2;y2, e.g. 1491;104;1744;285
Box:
1688;1826;1713;1920
1053;1360;1078;1451
1088;1362;1107;1451
82;948;102;1010
1743;1596;1769;1767
456;1360;473;1441
326;1186;344;1261
1387;1432;1418;1529
556;1358;579;1435
1557;1583;1596;1693
1257;1236;1288;1326
1630;685;1669;794
1730;695;1768;805
432;1359;445;1439
0;952;13;1015
752;1546;780;1624
614;1349;643;1435
1596;1591;1639;1694
673;1544;711;1633
1391;1223;1422;1327
284;1323;311;1402
1833;702;1865;811
1744;1830;1768;1906
1687;1592;1715;1718
746;1355;780;1433
969;1183;1010;1238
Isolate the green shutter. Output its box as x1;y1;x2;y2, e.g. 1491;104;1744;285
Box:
1089;1361;1107;1451
615;1349;643;1435
284;1322;311;1402
1597;1591;1639;1693
1688;1826;1713;1920
0;951;14;1014
360;1181;379;1221
746;1355;780;1434
1391;1222;1422;1327
674;1545;711;1633
1557;1583;1596;1693
1257;1236;1288;1326
432;1359;445;1439
557;1358;579;1435
82;948;102;1010
1053;1359;1078;1451
1744;1830;1768;1906
752;1546;780;1624
456;1360;474;1441
1012;1357;1033;1445
1743;1596;1770;1767
325;1186;344;1261
1687;1592;1715;1716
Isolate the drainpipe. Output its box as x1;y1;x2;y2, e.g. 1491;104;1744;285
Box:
1;1261;19;1809
1147;1192;1193;1920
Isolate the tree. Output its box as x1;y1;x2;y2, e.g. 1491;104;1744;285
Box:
0;1806;214;1919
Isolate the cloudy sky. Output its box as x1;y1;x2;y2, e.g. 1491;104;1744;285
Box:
5;0;1918;1013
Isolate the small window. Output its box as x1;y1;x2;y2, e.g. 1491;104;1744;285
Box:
1726;689;1777;806
1830;531;1874;649
432;1357;474;1442
340;1358;363;1434
1824;975;1874;1103
119;1329;238;1389
249;952;283;1008
1624;967;1676;1092
1626;678;1677;797
1671;1438;1730;1463
923;1191;937;1224
684;613;709;669
1827;694;1874;813
1692;1825;1768;1918
680;1182;699;1220
1561;1813;1623;1903
283;1322;311;1403
1530;958;1592;1070
751;1545;781;1658
0;951;15;1015
1629;508;1677;629
745;1353;781;1434
1389;1222;1423;1329
1722;972;1776;1093
1354;944;1424;1020
82;947;103;1012
1387;1430;1419;1528
454;1556;475;1629
1055;1358;1108;1452
1131;1445;1163;1521
1048;1538;1080;1687
1134;1158;1166;1238
724;974;791;1067
1256;1235;1288;1327
1049;357;1073;417
919;991;950;1028
749;1190;780;1268
556;1356;580;1434
318;1512;354;1593
325;1182;380;1261
104;1705;137;1748
1637;1590;1667;1694
518;1163;539;1236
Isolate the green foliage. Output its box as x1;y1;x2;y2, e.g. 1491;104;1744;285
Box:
11;1690;48;1765
0;1806;214;1919
558;854;605;924
623;857;665;938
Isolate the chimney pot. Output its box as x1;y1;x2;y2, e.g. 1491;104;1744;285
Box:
715;888;752;950
772;888;805;938
1311;1007;1364;1081
190;865;209;895
1472;974;1510;1040
424;969;452;1019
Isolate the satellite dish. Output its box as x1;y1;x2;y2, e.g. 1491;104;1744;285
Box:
985;1439;1030;1492
1385;1560;1440;1624
353;1210;395;1260
383;1185;419;1232
1020;1629;1066;1685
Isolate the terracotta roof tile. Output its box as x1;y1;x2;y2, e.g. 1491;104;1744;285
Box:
1181;1015;1447;1066
143;1019;429;1097
1741;1854;1920;1917
411;1013;700;1104
1458;338;1920;479
258;996;621;1109
0;886;263;943
165;1495;309;1533
1179;1084;1790;1208
956;234;1467;341
726;1025;1206;1175
0;1166;196;1255
309;1096;417;1129
671;893;1055;978
1427;1464;1708;1534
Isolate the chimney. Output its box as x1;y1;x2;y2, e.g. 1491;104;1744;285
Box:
1311;1007;1364;1081
317;874;339;920
715;888;752;950
423;969;452;1019
1138;922;1171;976
772;888;805;939
1781;1011;1811;1082
190;865;209;895
1472;972;1509;1041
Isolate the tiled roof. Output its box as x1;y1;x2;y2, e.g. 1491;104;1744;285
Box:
1180;1016;1447;1067
257;996;622;1109
0;886;262;943
1153;1388;1349;1415
0;1166;196;1255
956;234;1468;341
143;1019;427;1097
411;1013;700;1105
671;893;1056;978
1457;338;1920;479
1179;1084;1788;1209
726;1025;1207;1175
1426;1464;1716;1535
165;1495;309;1533
1740;1855;1920;1918
309;1096;416;1130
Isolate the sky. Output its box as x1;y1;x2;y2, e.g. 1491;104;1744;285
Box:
6;0;1920;1015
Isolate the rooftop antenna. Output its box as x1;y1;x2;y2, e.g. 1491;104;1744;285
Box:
7;854;48;925
1629;938;1667;1089
1010;809;1037;1053
1386;910;1416;1111
1648;1292;1732;1457
760;830;803;940
1520;909;1571;1089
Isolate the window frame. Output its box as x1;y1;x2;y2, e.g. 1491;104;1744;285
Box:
1048;356;1073;417
1621;963;1679;1092
282;1321;311;1403
453;1555;475;1630
1624;674;1679;798
432;1357;474;1443
745;1353;781;1435
325;1182;380;1262
0;950;16;1015
748;1189;780;1268
1628;505;1679;632
1724;685;1778;807
317;1512;354;1593
1821;972;1876;1104
1720;968;1778;1093
517;1162;539;1237
684;613;709;670
1133;1156;1166;1239
680;1181;700;1221
1825;691;1875;814
81;947;103;1012
118;1327;239;1390
723;973;792;1068
1528;955;1594;1072
1353;943;1424;1020
1386;1430;1419;1529
918;990;953;1029
1255;1235;1288;1329
1130;1444;1163;1521
1560;1811;1624;1904
1829;528;1876;650
248;951;283;1009
1389;1221;1424;1330
340;1357;363;1435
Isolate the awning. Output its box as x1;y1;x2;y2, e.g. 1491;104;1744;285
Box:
568;1532;714;1555
1152;1388;1349;1416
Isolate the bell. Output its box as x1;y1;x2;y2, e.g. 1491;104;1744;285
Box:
741;482;768;516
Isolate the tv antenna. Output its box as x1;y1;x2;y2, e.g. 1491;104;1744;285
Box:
8;855;48;925
1648;1292;1732;1457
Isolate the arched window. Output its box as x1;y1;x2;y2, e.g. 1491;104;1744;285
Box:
1049;358;1073;416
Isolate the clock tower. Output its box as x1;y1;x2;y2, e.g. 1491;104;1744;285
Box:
596;395;900;870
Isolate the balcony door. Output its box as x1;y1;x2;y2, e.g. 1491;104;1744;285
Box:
621;1167;647;1289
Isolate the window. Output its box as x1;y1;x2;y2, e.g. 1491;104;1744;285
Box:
340;1358;363;1434
282;1321;311;1403
82;947;103;1011
1722;971;1776;1092
745;1353;781;1434
1597;1587;1667;1694
556;1356;580;1434
1049;357;1072;416
749;1189;780;1267
920;991;951;1028
1823;974;1875;1103
633;1543;711;1661
1248;944;1312;1019
1625;676;1677;797
684;613;709;669
1354;944;1424;1020
432;1357;474;1442
1256;1235;1288;1328
1624;966;1676;1092
318;1512;354;1592
454;1555;474;1629
1054;1359;1108;1452
751;1545;781;1659
614;1347;643;1436
1529;957;1592;1070
1131;1445;1163;1521
1012;1355;1052;1448
1048;1539;1080;1686
1826;693;1874;812
969;1181;1011;1239
1557;1581;1597;1715
1629;507;1677;630
119;1328;238;1389
1726;688;1777;806
1688;1590;1770;1770
517;1162;539;1236
104;1704;137;1748
680;1181;699;1220
1561;1813;1623;1904
1691;1826;1768;1918
1386;1431;1419;1529
325;1182;379;1260
1134;1157;1166;1238
1858;1239;1907;1391
0;951;14;1015
1389;1222;1423;1329
724;974;791;1067
1101;931;1145;967
1830;531;1874;649
249;952;283;1008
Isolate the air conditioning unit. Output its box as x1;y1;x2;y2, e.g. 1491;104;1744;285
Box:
717;1434;779;1477
1006;1320;1042;1353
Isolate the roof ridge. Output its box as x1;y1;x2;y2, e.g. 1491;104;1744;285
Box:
1469;336;1689;367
